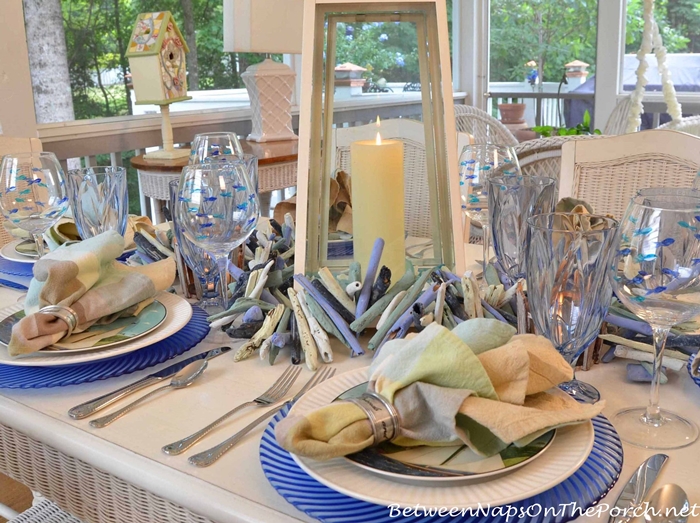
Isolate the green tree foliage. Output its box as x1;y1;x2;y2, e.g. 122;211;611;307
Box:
490;0;598;83
61;0;269;119
625;0;690;53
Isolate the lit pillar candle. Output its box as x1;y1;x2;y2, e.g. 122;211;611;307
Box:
350;124;405;281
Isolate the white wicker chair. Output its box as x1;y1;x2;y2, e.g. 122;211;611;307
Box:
658;115;700;136
333;119;471;239
603;96;632;136
0;136;44;248
454;105;519;147
7;500;83;522
515;134;605;191
559;129;700;218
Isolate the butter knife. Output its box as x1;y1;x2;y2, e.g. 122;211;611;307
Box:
608;453;669;523
68;346;231;420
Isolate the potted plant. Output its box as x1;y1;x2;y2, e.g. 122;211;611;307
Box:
531;110;602;137
498;98;526;124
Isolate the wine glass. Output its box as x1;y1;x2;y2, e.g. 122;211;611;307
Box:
169;180;221;311
527;212;619;403
0;152;70;257
175;160;260;313
459;144;521;275
610;187;700;449
488;175;557;284
190;133;244;164
67;166;129;239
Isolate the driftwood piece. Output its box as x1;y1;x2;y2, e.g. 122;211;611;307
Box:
350;269;416;333
295;274;364;355
288;288;319;371
311;279;355;324
318;267;356;314
298;289;332;363
368;268;436;351
370;266;391;306
305;293;351;351
356;238;385;318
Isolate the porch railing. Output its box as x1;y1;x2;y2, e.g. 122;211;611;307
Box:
485;91;595;128
38;92;467;170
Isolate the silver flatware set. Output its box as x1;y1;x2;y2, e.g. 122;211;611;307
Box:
68;346;335;466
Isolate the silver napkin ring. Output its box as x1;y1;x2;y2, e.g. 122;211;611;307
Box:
38;305;79;340
347;392;400;445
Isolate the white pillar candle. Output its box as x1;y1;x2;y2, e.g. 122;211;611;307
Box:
350;132;405;281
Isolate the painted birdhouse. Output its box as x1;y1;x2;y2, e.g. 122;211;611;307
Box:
125;11;192;105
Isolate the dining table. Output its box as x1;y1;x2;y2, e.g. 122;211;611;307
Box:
0;243;699;523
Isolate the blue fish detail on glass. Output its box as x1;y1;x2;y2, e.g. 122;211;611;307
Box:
220;191;232;197
236;202;248;211
178;196;191;203
633;227;653;236
212;213;225;219
655;238;675;247
617;248;632;257
630;296;646;302
26;178;42;186
16;175;27;181
636;253;658;262
8;208;18;214
35;201;44;207
628;216;638;224
661;268;680;278
199;223;214;228
678;220;698;231
57;197;69;205
14;198;25;203
31;167;41;172
19;189;30;195
204;196;217;202
468;195;480;203
645;286;667;296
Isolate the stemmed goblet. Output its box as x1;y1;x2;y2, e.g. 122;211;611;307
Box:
527;212;619;403
0;152;70;257
169;179;221;312
175;160;260;313
458;144;521;275
610;188;700;449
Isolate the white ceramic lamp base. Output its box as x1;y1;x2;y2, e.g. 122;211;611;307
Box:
242;58;298;143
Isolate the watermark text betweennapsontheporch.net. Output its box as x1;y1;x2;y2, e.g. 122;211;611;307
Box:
388;502;700;520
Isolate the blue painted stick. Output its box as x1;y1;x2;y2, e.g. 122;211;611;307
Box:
605;312;653;336
481;299;508;323
294;274;365;355
356;238;385;319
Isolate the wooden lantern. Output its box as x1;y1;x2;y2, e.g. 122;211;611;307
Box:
294;0;465;279
126;11;191;159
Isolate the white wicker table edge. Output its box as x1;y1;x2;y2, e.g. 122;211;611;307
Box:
0;393;304;523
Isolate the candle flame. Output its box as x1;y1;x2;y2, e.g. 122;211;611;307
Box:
375;115;382;145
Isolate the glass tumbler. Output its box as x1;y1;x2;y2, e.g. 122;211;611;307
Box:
67;166;128;239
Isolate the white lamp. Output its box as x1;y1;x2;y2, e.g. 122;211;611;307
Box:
223;0;304;142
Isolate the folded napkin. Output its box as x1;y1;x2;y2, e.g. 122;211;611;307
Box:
276;318;605;460
8;230;175;356
44;215;160;252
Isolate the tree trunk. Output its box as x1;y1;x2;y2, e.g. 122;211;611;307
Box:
23;0;75;123
180;0;199;90
113;0;133;115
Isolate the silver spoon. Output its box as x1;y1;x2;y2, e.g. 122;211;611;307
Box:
89;359;208;428
645;484;690;523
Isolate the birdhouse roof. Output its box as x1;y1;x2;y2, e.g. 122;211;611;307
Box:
565;60;590;68
125;11;190;58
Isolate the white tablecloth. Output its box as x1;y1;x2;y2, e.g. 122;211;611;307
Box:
0;256;698;523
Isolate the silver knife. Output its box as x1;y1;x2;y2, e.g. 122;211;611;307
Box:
608;454;669;523
68;346;231;420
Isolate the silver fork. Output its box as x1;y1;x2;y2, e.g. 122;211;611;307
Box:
162;364;302;455
188;366;336;467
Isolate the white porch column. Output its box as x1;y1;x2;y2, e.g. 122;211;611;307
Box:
0;0;37;137
453;0;489;109
593;0;625;130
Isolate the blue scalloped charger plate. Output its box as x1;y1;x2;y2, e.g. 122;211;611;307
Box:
0;258;34;278
0;305;209;389
260;406;623;523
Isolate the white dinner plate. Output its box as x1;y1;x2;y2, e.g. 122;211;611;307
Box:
0;240;37;264
0;291;192;366
289;367;595;510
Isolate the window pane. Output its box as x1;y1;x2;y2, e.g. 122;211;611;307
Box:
24;0;270;123
489;0;598;129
